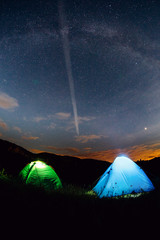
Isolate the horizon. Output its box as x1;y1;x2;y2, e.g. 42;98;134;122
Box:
29;145;160;162
0;0;160;162
1;137;159;163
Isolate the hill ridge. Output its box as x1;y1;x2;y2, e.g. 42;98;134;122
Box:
0;138;160;186
0;138;109;186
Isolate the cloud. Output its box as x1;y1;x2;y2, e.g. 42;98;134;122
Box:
33;116;47;122
65;115;96;132
32;112;71;122
75;135;103;143
30;149;45;154
78;116;96;123
126;144;160;161
0;119;9;130
0;92;19;110
22;136;39;140
76;149;119;162
48;122;56;129
75;143;160;162
46;146;80;154
31;146;80;155
83;147;92;151
55;112;71;120
32;114;95;130
13;126;22;133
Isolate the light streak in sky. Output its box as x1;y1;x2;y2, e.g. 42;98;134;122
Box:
58;1;79;135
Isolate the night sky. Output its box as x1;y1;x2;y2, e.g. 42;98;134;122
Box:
1;0;160;162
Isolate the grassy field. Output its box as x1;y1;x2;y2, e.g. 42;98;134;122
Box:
0;170;159;236
1;140;159;236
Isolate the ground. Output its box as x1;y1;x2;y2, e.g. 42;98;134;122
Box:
0;173;159;236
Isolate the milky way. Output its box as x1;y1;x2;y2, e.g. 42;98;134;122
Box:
0;0;160;161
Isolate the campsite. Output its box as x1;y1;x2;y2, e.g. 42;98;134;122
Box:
0;139;160;233
1;1;160;236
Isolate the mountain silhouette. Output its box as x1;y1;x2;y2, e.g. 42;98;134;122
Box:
0;139;34;175
0;138;160;187
0;139;109;186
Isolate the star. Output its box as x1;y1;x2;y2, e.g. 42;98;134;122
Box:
0;0;160;162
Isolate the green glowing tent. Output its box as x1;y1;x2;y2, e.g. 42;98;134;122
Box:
19;161;62;190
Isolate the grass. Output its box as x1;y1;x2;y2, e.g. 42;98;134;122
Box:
0;172;159;236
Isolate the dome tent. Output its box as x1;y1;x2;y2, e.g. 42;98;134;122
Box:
93;155;155;198
19;161;62;190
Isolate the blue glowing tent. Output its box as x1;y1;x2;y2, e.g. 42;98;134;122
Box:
93;156;155;198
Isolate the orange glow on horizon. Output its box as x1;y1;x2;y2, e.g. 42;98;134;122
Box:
30;142;160;163
30;149;45;154
75;143;160;162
